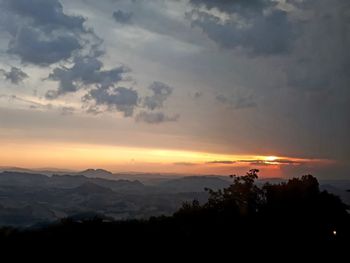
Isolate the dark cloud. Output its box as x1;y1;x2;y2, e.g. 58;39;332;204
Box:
46;54;179;120
173;162;198;166
247;161;274;166
113;10;133;24
108;0;199;47
237;159;301;166
46;54;140;117
143;81;173;110
0;0;94;65
237;159;265;163
135;111;179;124
8;26;82;65
216;93;256;109
47;56;129;97
188;0;295;55
83;87;138;117
136;81;178;123
2;0;85;29
0;66;28;84
273;159;301;165
206;160;235;164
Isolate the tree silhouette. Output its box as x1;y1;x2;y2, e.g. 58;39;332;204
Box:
175;169;349;246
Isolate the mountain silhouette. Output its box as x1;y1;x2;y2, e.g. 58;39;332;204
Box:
77;168;113;178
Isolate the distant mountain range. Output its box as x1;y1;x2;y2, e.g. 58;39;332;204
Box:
0;166;232;184
0;166;75;175
0;170;223;227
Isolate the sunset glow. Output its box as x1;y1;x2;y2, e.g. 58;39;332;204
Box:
0;141;329;176
265;156;278;162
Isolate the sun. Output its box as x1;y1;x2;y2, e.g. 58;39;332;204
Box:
265;156;278;162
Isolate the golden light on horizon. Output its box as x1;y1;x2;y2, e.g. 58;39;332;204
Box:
265;156;278;162
0;141;329;175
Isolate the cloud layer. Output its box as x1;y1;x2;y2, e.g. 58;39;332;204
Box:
1;0;90;65
136;111;179;124
0;0;348;177
0;67;28;84
188;0;295;55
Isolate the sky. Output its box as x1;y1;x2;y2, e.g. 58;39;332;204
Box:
0;0;349;178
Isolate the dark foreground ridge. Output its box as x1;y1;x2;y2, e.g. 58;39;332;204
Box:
1;170;349;256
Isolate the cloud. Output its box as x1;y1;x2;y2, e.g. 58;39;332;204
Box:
60;106;75;116
0;0;95;65
8;26;82;65
0;94;44;108
135;111;179;124
136;81;178;123
2;0;85;29
173;162;198;166
0;1;180;123
47;56;129;97
19;1;140;119
107;0;201;48
113;10;133;24
47;57;178;119
216;93;256;109
143;81;173;110
83;87;138;117
0;66;28;84
237;159;301;166
273;159;301;165
206;160;235;164
47;54;179;119
189;0;274;13
246;161;275;166
188;0;295;55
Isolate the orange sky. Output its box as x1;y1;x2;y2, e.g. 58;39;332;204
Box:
0;140;330;177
